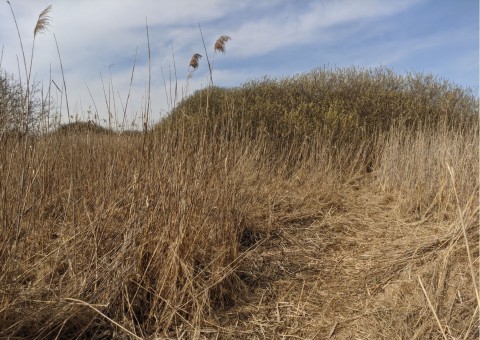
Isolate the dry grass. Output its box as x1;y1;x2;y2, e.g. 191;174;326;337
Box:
3;6;477;338
0;63;478;339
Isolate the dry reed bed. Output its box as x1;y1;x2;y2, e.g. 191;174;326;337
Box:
214;122;479;339
1;127;248;337
0;112;478;338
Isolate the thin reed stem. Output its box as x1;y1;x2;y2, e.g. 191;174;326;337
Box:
418;276;448;340
53;33;70;123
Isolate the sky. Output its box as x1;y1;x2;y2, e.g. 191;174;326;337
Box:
0;0;478;129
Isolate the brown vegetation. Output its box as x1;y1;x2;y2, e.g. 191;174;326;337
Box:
0;66;478;339
214;36;231;54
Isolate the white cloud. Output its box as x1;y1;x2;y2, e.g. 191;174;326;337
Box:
228;0;423;58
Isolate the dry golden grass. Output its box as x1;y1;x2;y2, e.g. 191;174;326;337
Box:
2;5;477;338
0;103;477;338
0;16;478;333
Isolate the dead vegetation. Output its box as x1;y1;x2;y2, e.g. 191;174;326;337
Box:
0;5;478;338
0;68;478;338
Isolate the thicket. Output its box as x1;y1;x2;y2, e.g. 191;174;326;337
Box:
0;71;50;137
166;66;476;141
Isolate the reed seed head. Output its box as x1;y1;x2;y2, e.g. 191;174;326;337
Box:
189;53;202;70
214;35;231;54
34;5;52;37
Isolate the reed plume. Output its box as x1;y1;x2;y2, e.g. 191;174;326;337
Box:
189;53;202;70
214;35;231;54
34;5;52;37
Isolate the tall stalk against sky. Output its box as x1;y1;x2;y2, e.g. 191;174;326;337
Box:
6;2;52;131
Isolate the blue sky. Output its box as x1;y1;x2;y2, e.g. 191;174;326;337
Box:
0;0;478;128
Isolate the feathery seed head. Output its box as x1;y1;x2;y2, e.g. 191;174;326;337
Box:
34;5;52;37
214;35;231;54
189;53;202;70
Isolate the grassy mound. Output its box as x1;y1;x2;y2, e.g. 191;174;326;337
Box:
165;66;475;138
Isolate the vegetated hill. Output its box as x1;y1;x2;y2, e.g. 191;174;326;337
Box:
161;66;476;140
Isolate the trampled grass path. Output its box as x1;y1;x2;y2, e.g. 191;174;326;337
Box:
206;186;473;339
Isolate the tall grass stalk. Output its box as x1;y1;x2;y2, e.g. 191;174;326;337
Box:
53;33;70;124
446;164;480;308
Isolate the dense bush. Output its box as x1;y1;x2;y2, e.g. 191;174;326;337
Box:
165;66;477;141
